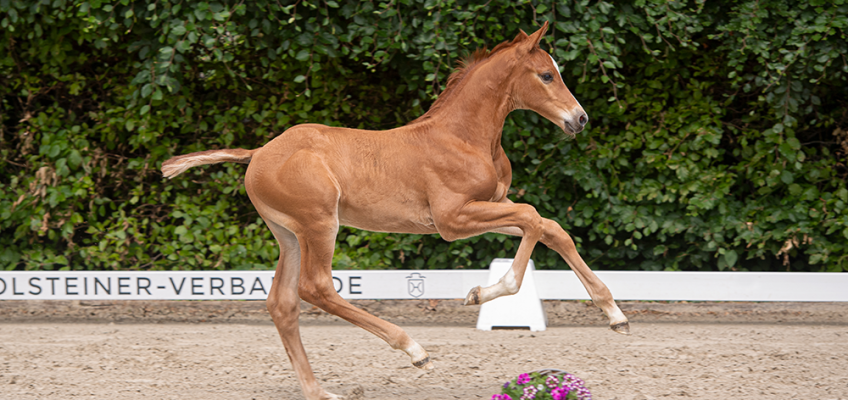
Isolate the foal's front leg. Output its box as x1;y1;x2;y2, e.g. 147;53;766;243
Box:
433;200;545;305
487;215;630;334
538;218;630;334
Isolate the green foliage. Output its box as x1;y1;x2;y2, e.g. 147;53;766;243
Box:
1;0;846;272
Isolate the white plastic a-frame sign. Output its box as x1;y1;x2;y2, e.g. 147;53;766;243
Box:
476;258;547;332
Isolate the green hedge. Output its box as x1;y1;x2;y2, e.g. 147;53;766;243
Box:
1;0;847;272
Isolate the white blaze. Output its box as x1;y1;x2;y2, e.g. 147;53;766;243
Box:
547;53;561;73
549;53;583;110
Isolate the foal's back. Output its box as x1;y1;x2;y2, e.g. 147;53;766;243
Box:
245;122;461;234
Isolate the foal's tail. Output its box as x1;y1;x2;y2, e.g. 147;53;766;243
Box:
161;148;256;179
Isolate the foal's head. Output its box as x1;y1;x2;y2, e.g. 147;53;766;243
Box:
506;22;588;137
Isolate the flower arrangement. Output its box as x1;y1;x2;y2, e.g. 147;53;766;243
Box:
492;369;592;400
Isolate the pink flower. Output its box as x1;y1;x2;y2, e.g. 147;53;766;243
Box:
551;386;571;400
520;385;538;400
516;373;531;385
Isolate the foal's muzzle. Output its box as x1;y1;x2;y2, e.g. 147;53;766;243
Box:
565;112;589;134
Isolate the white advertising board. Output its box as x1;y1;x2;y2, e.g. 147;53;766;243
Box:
1;261;846;302
0;270;488;301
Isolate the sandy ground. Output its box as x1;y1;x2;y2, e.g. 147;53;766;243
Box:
1;301;847;400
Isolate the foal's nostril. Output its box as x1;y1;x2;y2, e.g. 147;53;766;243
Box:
578;113;589;126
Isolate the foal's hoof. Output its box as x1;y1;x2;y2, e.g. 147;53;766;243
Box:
412;355;434;370
610;321;631;335
463;286;482;305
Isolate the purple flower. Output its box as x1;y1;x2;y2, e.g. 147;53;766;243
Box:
504;381;511;389
551;386;571;400
545;375;560;389
516;373;531;385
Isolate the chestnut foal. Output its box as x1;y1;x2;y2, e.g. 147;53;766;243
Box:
162;21;629;400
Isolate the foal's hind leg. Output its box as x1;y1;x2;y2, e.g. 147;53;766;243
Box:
263;219;342;400
256;150;433;370
296;220;433;370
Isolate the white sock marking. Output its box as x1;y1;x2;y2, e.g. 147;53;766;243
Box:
479;268;520;303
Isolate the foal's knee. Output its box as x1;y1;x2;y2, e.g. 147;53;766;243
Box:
542;219;575;251
519;204;544;240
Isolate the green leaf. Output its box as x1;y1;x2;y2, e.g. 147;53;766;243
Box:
295;49;310;61
68;150;83;168
724;250;738;268
780;170;794;185
786;137;801;150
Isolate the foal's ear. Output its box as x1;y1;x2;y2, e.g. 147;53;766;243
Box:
526;21;549;49
512;29;529;43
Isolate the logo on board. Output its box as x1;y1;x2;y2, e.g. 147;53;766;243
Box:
406;273;425;298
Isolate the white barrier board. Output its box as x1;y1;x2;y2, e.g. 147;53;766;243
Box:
533;270;848;302
1;265;846;301
0;270;486;301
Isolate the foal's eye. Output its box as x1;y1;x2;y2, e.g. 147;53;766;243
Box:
540;73;554;83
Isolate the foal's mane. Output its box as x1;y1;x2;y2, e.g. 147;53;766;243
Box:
407;39;520;125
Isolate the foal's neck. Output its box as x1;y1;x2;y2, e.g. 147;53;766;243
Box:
429;56;516;152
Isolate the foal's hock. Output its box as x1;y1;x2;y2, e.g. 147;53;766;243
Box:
162;21;629;400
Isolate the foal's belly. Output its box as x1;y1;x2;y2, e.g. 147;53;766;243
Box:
337;198;437;235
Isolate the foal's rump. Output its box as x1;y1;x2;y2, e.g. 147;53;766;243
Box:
161;148;255;179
